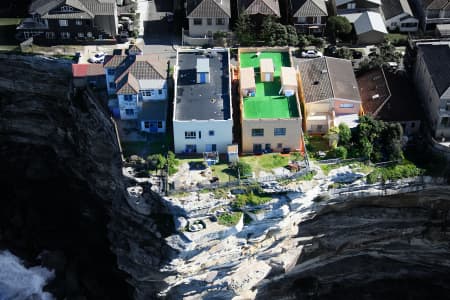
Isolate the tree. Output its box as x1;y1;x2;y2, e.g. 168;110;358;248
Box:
286;25;299;46
231;161;252;179
146;154;166;175
166;151;179;175
298;34;310;48
327;16;352;42
261;17;288;46
338;123;352;146
336;47;352;60
234;14;254;46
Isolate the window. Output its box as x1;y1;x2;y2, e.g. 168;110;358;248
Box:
297;17;306;23
107;69;115;75
277;143;283;149
59;20;68;27
77;32;84;38
60;5;73;11
76;20;82;26
185;144;197;153
441;117;449;126
317;124;324;132
193;18;202;25
252;128;264;136
125;109;134;116
60;32;70;39
411;122;415;128
216;18;225;25
141;90;153;97
198;131;202;139
157;121;163;128
205;144;217;151
207;18;212;25
274;128;286;136
158;89;163;95
144;121;150;128
208;130;215;136
185;131;196;139
45;32;55;39
347;2;356;9
265;144;271;151
339;103;354;108
87;32;92;38
253;144;262;153
124;95;133;101
109;82;115;89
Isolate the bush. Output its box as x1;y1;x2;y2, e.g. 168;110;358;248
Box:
233;191;272;208
231;161;252;178
218;212;242;227
366;161;424;184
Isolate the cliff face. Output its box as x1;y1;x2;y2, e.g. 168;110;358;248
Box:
0;54;173;299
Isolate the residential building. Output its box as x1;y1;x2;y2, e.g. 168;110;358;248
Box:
103;52;168;133
336;0;381;11
357;67;421;136
72;63;106;88
341;11;388;44
17;0;118;43
185;0;231;38
238;0;281;18
290;0;328;34
239;49;304;153
380;0;418;32
297;56;361;134
410;0;450;31
413;44;450;139
173;48;233;154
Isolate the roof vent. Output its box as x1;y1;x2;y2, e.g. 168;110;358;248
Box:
321;69;328;74
372;94;380;100
313;81;320;85
210;98;217;103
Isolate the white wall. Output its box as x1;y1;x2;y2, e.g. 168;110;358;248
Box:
188;17;229;37
385;14;418;32
140;120;166;133
173;119;233;153
140;88;167;101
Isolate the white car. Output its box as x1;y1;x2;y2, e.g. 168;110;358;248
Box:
301;49;323;58
88;52;105;63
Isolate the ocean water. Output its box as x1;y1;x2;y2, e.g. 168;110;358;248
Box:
0;251;54;300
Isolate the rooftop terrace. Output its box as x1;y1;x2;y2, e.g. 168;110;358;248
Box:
175;50;231;121
240;51;299;119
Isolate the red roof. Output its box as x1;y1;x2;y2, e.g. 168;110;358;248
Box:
72;64;104;78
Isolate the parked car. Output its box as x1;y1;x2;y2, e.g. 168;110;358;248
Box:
88;52;105;63
324;45;338;57
301;49;323;58
351;50;363;59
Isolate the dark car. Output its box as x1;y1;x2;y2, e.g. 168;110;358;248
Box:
325;45;338;57
352;50;363;59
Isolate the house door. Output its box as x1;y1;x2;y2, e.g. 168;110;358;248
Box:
200;72;206;83
253;144;262;153
265;73;271;82
149;121;158;133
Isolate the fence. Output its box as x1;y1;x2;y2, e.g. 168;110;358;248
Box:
165;167;312;196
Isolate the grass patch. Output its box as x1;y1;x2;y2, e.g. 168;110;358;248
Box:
218;212;242;227
385;33;408;46
366;160;424;184
0;18;22;26
211;162;237;182
306;135;329;154
319;161;372;176
240;154;289;176
121;135;172;158
233;191;272;208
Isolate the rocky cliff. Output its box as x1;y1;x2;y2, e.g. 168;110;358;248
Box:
0;54;173;299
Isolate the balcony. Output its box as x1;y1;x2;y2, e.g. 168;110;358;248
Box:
17;18;48;30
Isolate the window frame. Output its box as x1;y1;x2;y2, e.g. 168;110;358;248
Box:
251;128;264;137
185;131;196;139
193;18;202;25
274;128;286;136
59;19;68;27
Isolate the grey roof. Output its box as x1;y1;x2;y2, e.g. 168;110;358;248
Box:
186;0;231;18
418;44;450;97
292;0;328;17
103;55;127;68
175;50;231;121
423;0;450;10
381;0;413;20
139;100;167;121
341;11;387;34
297;57;360;103
116;73;140;94
240;0;281;16
30;0;115;17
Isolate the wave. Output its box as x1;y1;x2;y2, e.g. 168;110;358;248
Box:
0;250;54;300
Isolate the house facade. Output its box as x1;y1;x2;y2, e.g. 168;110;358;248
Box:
410;0;450;31
103;53;168;133
413;44;450;139
297;56;361;134
290;0;328;35
16;0;118;43
380;0;418;32
185;0;231;38
239;48;304;153
173;49;233;154
239;0;281;18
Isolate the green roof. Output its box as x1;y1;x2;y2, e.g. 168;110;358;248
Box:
240;51;299;119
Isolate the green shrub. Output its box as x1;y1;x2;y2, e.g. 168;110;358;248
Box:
218;212;242;226
231;161;252;178
233;191;272;208
366;161;424;184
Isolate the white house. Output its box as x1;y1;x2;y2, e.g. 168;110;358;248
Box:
380;0;418;32
341;11;388;44
173;48;233;154
103;53;168;133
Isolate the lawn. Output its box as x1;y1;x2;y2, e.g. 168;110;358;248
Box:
121;135;171;158
218;212;242;227
240;51;299;119
385;33;408;46
241;154;289;176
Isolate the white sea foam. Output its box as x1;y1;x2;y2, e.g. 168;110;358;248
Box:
0;250;55;300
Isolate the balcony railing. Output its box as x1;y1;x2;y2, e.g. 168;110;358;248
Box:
17;18;48;30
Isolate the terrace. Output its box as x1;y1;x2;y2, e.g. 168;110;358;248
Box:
239;51;299;119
